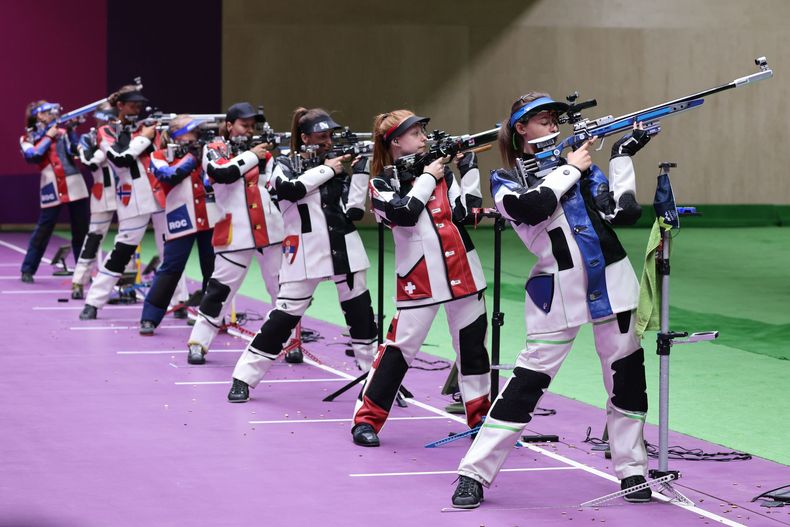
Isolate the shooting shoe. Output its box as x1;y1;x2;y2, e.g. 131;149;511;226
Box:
187;343;206;365
451;475;484;509
71;283;84;300
139;320;155;336
621;475;652;503
284;348;304;364
227;378;250;403
79;304;97;320
21;272;34;284
351;423;380;447
172;306;188;320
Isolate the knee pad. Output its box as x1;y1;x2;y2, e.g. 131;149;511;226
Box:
458;313;490;375
489;367;551;423
146;272;182;309
80;232;103;260
104;242;137;273
340;291;377;340
250;309;300;355
364;345;408;411
199;278;231;318
611;348;648;413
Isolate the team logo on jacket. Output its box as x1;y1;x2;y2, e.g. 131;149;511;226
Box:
282;235;299;264
116;183;132;206
40;183;57;205
166;204;193;234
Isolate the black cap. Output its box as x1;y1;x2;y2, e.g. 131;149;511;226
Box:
226;102;265;123
299;114;342;134
383;114;430;145
117;91;149;104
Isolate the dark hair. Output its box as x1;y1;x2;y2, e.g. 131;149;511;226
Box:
371;109;415;176
290;107;331;153
498;91;551;168
25;100;48;128
108;84;140;107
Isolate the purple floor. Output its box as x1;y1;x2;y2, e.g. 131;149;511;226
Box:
0;232;788;527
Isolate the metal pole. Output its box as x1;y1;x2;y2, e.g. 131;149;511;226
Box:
658;226;671;473
490;216;505;400
377;221;385;344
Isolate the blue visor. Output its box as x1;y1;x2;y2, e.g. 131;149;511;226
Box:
32;102;61;116
171;119;204;139
508;97;569;128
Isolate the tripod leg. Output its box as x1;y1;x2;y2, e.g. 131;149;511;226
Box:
322;371;368;402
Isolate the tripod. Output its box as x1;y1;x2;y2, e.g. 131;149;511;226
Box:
323;222;411;405
583;162;719;507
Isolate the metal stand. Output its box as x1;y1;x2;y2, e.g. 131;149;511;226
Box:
323;221;410;406
50;244;73;276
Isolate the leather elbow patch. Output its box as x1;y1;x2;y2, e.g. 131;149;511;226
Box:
611;348;648;413
503;188;557;226
489;367;551;423
612;193;642;225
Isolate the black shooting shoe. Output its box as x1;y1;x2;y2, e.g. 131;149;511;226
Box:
284;348;304;364
71;283;84;299
21;272;34;283
139;320;155;336
621;475;652;503
172;306;188;320
187;343;206;365
227;378;250;403
79;304;97;320
452;475;484;509
351;423;380;447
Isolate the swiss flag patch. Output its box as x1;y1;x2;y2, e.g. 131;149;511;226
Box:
396;256;432;301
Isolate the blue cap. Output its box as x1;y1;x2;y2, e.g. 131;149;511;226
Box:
171;119;205;139
508;97;569;128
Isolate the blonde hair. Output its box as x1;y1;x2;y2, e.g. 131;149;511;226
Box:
371;109;416;176
290;107;331;153
159;114;193;145
498;91;551;168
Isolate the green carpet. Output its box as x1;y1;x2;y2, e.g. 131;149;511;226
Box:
66;224;790;465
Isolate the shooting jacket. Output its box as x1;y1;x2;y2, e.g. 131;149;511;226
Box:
369;157;486;309
20;128;88;208
78;133;117;214
270;154;370;283
490;156;641;334
97;124;163;221
150;150;220;241
202;139;283;253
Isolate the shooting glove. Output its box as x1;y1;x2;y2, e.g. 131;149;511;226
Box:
610;128;651;159
352;156;370;175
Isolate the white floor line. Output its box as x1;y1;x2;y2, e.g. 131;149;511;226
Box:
0;240;52;264
175;378;346;386
223;326;745;527
249;416;449;425
0;275;65;280
117;349;245;355
350;466;581;478
0;263;23;267
1;289;68;294
70;325;191;331
34;305;142;311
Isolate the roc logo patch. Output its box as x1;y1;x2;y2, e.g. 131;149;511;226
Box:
166;204;193;234
40;183;57;204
